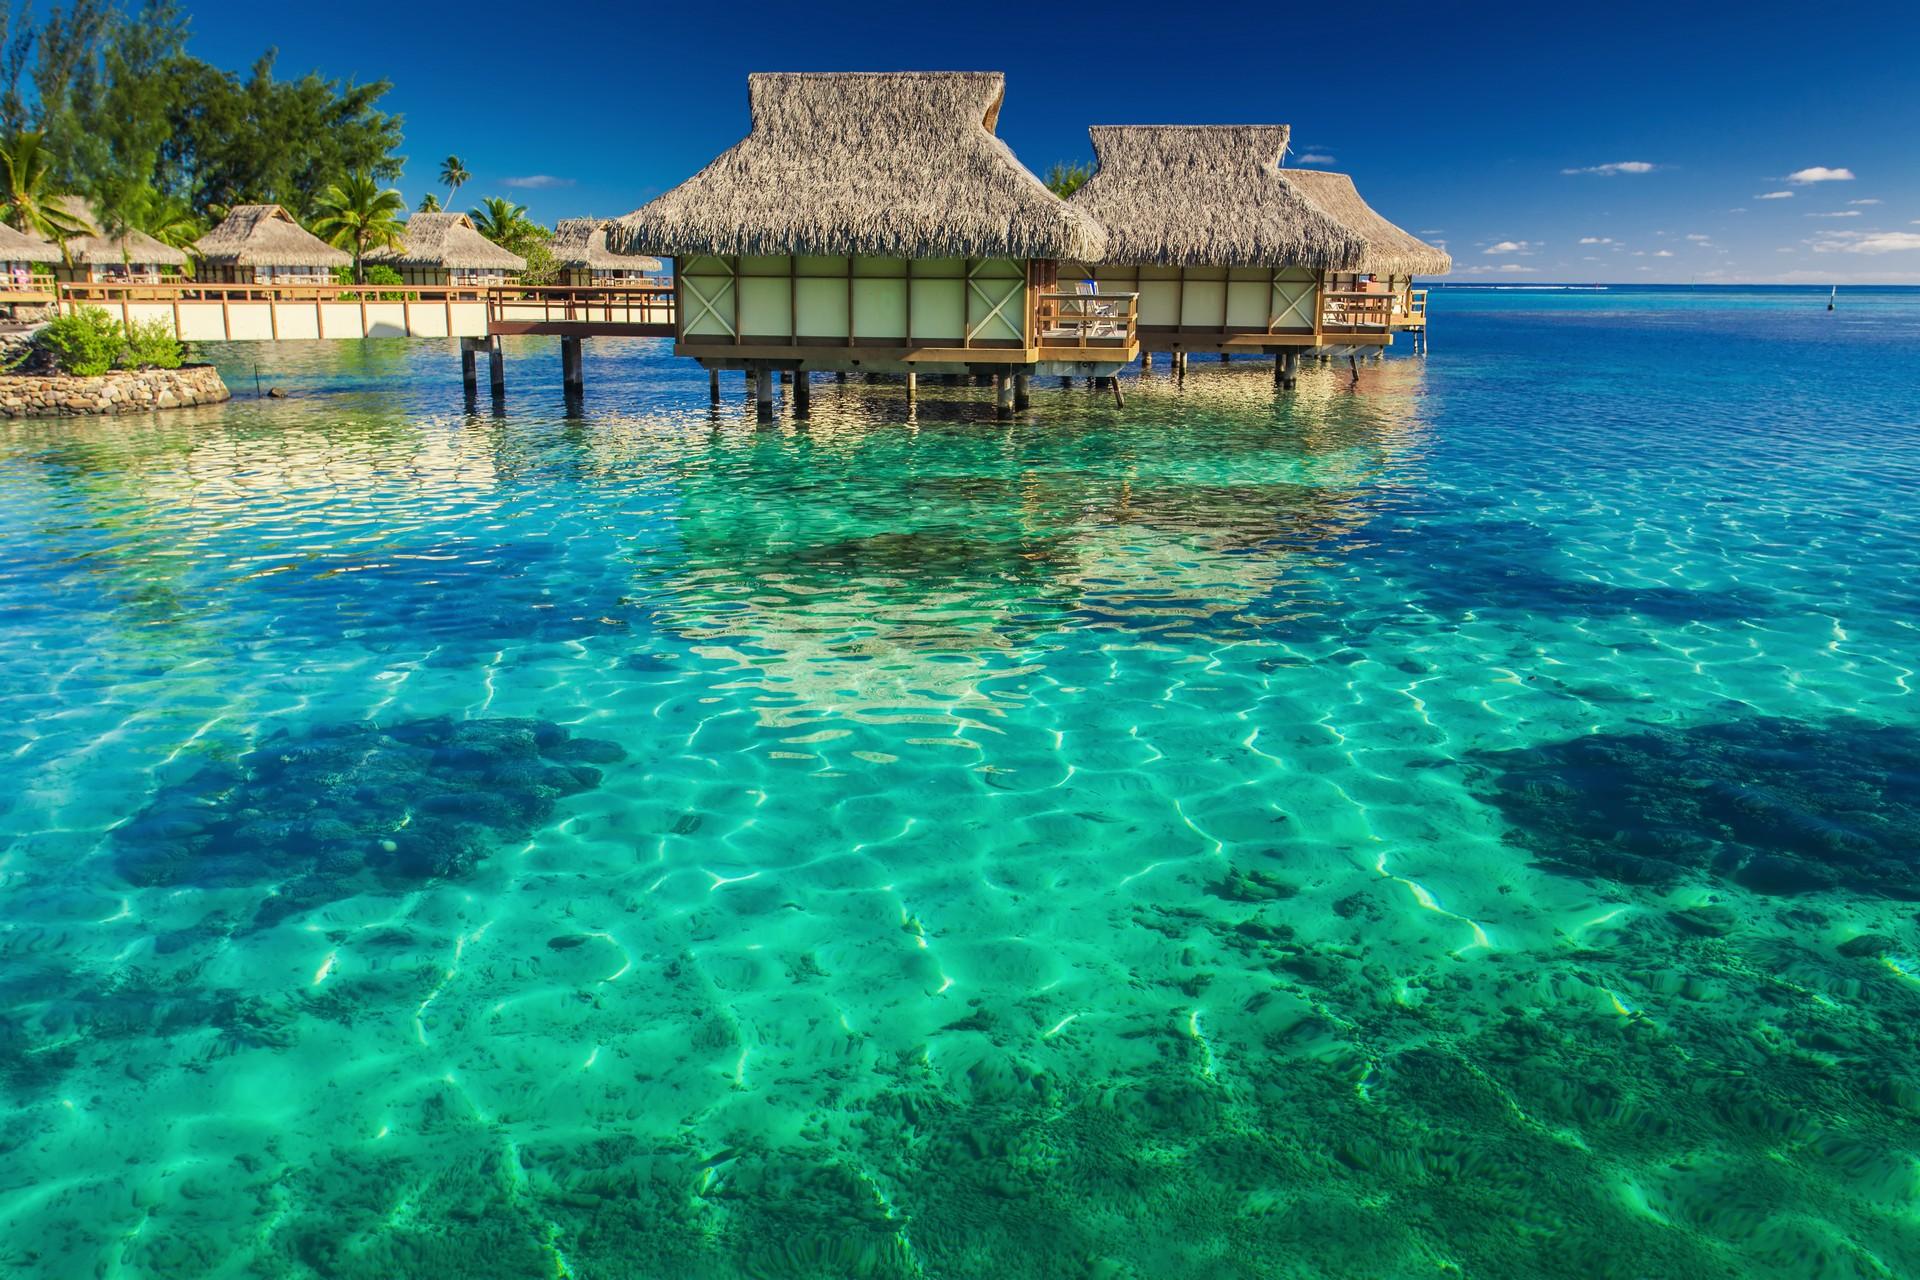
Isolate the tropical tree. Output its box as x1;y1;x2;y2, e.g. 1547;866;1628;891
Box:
1043;162;1091;199
0;130;91;254
439;155;469;204
468;194;535;253
312;171;405;283
417;192;440;212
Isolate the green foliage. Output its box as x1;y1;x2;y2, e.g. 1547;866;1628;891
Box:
417;192;440;212
1043;162;1092;199
468;195;548;260
331;261;403;299
313;172;406;282
38;305;123;375
0;129;91;249
3;0;405;231
122;316;181;368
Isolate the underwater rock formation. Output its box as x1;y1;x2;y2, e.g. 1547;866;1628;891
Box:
115;716;625;913
1474;716;1920;897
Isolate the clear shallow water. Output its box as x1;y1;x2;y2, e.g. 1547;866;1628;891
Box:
1;288;1917;1278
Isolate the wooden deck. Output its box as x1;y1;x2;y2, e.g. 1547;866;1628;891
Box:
484;284;676;338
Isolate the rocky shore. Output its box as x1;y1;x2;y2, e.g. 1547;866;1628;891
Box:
0;363;230;418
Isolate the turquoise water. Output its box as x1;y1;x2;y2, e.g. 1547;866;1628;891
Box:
2;287;1917;1278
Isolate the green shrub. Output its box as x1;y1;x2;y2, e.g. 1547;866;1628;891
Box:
37;307;124;376
123;318;184;370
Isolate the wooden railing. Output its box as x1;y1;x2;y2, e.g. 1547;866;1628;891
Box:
54;281;485;306
485;283;676;329
1035;290;1138;350
1401;289;1429;325
1320;290;1394;331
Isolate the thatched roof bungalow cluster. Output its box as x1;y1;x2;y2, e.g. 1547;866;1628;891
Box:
49;197;190;284
605;70;1448;402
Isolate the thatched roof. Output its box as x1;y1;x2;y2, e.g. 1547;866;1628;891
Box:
1069;126;1365;269
192;204;348;269
550;218;662;271
368;212;525;271
0;220;60;263
608;72;1105;262
53;196;190;267
1279;170;1451;276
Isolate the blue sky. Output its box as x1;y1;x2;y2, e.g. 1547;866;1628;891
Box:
166;0;1920;282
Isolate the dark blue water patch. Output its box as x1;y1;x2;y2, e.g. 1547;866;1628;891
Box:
114;716;624;929
1471;716;1920;897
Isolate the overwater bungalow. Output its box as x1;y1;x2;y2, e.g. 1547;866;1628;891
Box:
1065;126;1373;382
549;218;662;286
367;212;525;289
0;222;60;288
192;204;349;286
607;71;1132;418
51;197;189;284
1280;169;1450;349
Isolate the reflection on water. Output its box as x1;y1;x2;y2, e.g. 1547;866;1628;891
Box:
2;293;1919;1279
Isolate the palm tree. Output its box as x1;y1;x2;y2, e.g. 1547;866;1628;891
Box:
312;172;407;283
439;155;469;205
1043;162;1091;199
417;192;441;212
468;195;529;252
0;130;90;260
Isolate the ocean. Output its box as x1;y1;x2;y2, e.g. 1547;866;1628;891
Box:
1;285;1916;1278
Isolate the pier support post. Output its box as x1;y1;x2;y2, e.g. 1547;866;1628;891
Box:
1349;353;1360;382
792;370;811;418
1013;373;1030;411
1110;377;1126;409
836;370;847;383
993;373;1013;420
905;371;917;402
1220;352;1231;363
1141;351;1153;372
709;368;721;404
754;365;774;422
560;336;583;395
460;338;479;401
487;337;505;398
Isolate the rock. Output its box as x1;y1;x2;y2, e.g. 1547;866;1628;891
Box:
0;364;229;419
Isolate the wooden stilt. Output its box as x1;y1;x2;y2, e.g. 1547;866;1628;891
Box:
1141;351;1153;371
561;336;583;395
836;370;847;382
755;365;774;422
1060;375;1072;388
487;337;504;398
1013;373;1030;411
1348;354;1360;381
460;340;478;400
709;368;721;404
1110;377;1125;409
994;373;1013;420
905;371;917;402
778;370;792;384
792;370;811;418
1220;352;1231;363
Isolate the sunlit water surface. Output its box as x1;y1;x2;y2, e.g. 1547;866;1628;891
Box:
1;287;1917;1278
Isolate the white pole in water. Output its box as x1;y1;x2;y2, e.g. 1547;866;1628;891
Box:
1828;286;1836;312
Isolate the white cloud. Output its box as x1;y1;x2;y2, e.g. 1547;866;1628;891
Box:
1806;210;1861;218
1787;166;1855;184
1483;240;1533;254
1458;262;1539;275
1653;250;1675;257
1295;152;1336;165
1578;236;1614;244
501;174;576;189
1685;234;1711;242
1562;161;1656;176
1755;191;1794;200
1849;198;1883;206
1813;231;1920;254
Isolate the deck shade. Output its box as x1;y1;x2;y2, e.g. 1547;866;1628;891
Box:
1068;126;1364;269
1277;170;1452;277
606;72;1105;263
368;212;526;281
192;205;349;283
